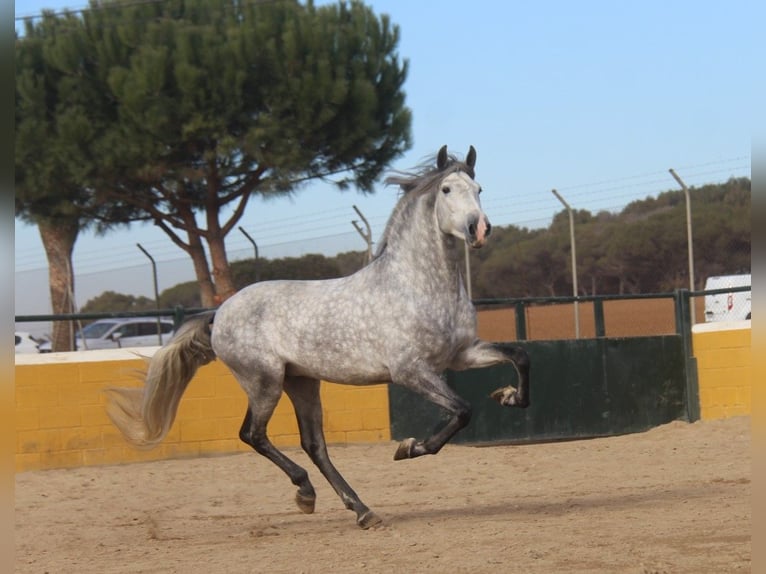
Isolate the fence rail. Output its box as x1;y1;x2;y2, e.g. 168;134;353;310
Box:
15;306;211;332
16;287;751;348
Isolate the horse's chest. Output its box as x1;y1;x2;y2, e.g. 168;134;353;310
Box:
415;301;475;348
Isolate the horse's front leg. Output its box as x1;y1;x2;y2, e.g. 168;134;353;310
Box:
391;364;472;461
453;341;530;408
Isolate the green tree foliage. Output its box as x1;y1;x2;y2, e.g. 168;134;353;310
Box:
15;0;412;309
472;177;750;297
15;13;138;350
158;282;204;309
333;250;368;277
79;291;157;314
15;12;85;351
231;253;345;286
474;226;555;298
684;179;751;281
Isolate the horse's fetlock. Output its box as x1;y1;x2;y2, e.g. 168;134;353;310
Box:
292;468;310;488
340;493;357;510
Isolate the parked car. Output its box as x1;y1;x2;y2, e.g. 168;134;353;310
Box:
15;331;42;354
37;317;175;352
704;274;751;322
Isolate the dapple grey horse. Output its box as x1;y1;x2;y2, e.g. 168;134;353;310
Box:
106;145;530;529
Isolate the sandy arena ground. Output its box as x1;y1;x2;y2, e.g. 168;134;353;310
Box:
16;416;750;573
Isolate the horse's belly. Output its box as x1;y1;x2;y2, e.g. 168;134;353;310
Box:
285;359;390;385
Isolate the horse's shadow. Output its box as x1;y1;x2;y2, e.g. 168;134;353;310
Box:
379;480;732;527
140;479;739;544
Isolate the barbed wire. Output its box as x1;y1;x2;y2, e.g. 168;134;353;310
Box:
14;159;751;273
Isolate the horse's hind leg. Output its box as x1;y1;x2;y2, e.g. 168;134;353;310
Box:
283;376;382;529
488;343;530;407
237;381;318;515
454;341;531;408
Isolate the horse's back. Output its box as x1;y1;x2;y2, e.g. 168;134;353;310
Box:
210;277;394;383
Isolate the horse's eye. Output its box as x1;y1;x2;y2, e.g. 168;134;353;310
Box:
477;187;483;195
441;186;451;194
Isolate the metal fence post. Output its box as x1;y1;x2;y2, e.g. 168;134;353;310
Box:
674;289;700;422
514;301;528;341
136;243;163;345
593;298;605;337
173;305;186;331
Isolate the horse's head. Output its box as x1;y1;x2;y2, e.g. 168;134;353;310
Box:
434;145;492;248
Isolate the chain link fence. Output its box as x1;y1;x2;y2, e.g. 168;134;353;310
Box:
474;286;749;343
15;221;750;344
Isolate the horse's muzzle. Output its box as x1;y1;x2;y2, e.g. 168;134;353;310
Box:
467;215;491;248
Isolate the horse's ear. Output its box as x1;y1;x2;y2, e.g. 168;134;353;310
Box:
466;145;476;169
437;145;448;170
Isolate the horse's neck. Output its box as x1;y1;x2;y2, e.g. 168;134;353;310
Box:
382;198;466;294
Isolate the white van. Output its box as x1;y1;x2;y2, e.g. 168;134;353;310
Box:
704;274;751;322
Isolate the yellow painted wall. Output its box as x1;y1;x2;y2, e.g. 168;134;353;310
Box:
15;350;390;472
16;321;749;471
692;321;751;420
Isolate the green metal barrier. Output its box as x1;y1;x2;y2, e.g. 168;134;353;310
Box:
17;291;705;438
389;335;688;444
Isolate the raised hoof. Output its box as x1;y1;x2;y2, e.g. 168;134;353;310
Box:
393;437;416;461
357;510;383;529
490;386;529;408
295;491;316;514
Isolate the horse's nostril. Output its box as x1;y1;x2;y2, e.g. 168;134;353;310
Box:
486;221;492;236
468;223;476;237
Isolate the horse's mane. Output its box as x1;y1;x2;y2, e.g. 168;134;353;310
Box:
374;151;475;258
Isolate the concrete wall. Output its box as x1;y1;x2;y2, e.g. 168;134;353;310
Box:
15;349;390;472
692;320;751;420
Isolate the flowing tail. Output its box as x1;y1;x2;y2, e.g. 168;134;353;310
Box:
104;311;217;450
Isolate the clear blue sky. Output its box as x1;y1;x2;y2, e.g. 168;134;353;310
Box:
14;0;757;318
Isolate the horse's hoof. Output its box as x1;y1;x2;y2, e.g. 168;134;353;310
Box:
295;491;316;514
393;437;416;460
357;510;383;529
490;386;513;404
491;386;529;408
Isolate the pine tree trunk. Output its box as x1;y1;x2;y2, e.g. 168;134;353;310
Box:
208;233;237;303
203;169;237;304
38;219;79;352
187;233;217;308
